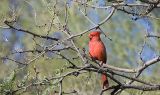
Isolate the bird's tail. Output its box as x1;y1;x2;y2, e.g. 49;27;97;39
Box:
101;73;109;89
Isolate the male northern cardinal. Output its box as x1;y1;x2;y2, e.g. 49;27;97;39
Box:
88;31;109;89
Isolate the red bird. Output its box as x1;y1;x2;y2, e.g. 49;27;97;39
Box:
88;31;109;89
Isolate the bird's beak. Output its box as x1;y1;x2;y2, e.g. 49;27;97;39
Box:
89;34;92;40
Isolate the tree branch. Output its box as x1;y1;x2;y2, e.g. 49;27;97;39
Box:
4;20;59;41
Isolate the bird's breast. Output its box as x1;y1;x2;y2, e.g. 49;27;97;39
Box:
89;41;107;63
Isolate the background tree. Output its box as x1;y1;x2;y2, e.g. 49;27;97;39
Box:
0;0;160;95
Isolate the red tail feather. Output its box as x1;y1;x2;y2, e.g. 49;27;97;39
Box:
102;73;109;89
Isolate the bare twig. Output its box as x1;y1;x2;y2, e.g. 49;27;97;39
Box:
4;20;59;41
